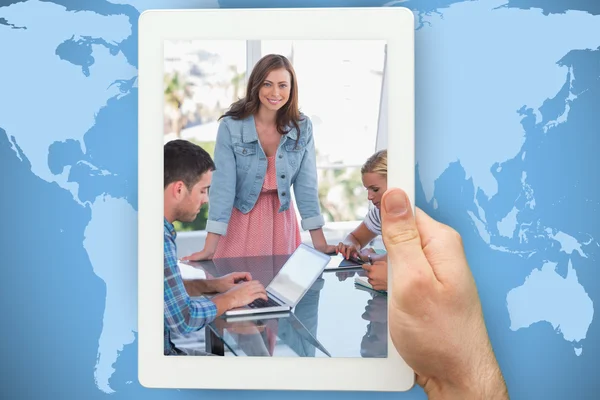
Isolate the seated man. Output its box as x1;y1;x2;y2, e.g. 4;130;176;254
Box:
164;139;268;355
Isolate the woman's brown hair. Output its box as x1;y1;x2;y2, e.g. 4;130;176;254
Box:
219;54;302;138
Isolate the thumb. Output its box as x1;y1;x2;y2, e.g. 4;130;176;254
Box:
381;188;434;283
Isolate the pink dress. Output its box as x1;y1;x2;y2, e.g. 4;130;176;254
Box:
213;156;302;258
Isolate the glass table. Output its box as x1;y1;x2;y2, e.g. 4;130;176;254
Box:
184;254;388;358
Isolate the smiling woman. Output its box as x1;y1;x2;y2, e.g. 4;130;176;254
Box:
258;68;291;112
181;54;337;261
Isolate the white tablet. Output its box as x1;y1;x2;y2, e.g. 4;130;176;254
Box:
138;7;415;392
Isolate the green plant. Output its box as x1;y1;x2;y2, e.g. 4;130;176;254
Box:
173;203;209;232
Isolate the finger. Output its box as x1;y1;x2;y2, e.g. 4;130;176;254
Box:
344;247;353;259
415;373;429;389
339;246;346;258
414;207;468;284
414;207;453;248
252;282;267;293
339;245;347;258
381;188;436;284
254;292;267;300
257;293;268;301
239;272;252;281
362;264;372;272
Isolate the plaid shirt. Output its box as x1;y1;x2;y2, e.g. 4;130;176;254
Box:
164;218;217;355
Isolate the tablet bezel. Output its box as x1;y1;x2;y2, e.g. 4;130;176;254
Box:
138;7;415;391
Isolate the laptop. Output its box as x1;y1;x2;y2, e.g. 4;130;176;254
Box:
223;312;332;357
223;312;291;323
224;243;331;316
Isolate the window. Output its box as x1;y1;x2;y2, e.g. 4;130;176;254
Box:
163;40;247;232
163;40;386;233
163;40;247;141
260;40;386;225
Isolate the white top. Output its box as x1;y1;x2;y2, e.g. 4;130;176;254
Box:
363;207;382;236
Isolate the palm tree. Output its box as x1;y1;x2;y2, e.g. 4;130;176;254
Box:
318;167;365;222
164;72;194;136
229;65;246;103
315;145;366;222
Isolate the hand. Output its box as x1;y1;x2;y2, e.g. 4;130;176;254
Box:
309;229;337;255
362;261;387;291
335;270;356;282
358;247;376;262
361;295;387;323
315;243;337;254
207;272;252;293
381;188;508;400
214;280;268;310
181;248;214;261
336;242;360;259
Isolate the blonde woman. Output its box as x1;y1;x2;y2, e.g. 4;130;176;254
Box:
336;150;388;291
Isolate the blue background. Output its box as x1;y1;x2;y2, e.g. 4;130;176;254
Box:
1;0;599;398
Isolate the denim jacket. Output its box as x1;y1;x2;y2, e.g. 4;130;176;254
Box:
206;114;325;236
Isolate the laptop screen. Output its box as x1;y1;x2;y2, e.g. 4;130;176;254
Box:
267;245;328;305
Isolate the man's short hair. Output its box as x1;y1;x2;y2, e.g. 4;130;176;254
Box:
164;139;215;189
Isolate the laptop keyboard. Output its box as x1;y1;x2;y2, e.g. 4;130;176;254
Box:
248;297;281;309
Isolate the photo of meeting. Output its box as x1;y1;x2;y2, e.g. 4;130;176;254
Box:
162;39;390;358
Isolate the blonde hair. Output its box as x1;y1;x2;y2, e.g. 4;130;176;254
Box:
361;149;387;177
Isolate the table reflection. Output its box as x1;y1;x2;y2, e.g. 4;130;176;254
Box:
360;293;387;358
183;253;388;358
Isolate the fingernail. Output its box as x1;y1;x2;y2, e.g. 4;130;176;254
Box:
384;189;409;216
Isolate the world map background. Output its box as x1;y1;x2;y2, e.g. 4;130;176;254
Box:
1;0;598;399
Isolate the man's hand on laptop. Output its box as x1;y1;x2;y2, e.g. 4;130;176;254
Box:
212;280;268;316
380;188;509;400
205;272;252;293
